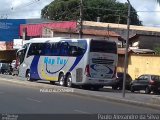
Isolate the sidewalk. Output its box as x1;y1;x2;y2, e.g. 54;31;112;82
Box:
0;75;160;110
73;87;160;110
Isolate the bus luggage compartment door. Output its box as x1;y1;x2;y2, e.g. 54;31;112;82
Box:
76;68;83;82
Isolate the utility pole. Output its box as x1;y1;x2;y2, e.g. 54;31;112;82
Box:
107;24;110;40
79;0;83;39
122;0;131;98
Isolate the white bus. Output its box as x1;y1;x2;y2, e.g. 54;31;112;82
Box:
17;37;118;90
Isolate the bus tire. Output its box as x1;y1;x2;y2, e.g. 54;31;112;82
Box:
66;74;73;87
130;86;135;93
26;70;33;81
82;85;91;90
92;85;103;91
58;73;65;86
50;81;55;85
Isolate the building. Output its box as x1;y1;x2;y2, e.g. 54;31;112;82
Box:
0;19;55;62
20;21;77;40
1;19;160;67
42;27;123;46
0;19;26;62
128;54;160;79
129;34;160;50
117;48;158;80
83;21;160;40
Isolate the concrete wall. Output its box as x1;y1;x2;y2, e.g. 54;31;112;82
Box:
117;55;125;72
127;54;160;80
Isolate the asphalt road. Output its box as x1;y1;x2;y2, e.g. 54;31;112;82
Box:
0;79;159;114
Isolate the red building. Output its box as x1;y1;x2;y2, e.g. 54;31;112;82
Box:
19;21;77;40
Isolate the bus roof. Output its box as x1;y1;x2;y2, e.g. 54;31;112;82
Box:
24;37;67;43
24;37;91;44
23;37;117;45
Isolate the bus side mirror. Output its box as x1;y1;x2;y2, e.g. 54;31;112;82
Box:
18;52;21;56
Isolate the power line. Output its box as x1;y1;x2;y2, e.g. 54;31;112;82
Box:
0;0;40;13
0;0;41;18
11;0;40;10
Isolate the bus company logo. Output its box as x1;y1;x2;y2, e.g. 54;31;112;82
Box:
91;64;113;74
42;57;68;74
44;57;67;65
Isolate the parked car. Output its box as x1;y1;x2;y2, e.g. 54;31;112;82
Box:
112;72;132;90
130;74;160;94
0;62;12;74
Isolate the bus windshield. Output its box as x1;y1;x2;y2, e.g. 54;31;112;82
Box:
17;45;28;64
90;40;117;54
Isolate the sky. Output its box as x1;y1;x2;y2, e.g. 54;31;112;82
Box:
0;0;160;27
117;0;160;27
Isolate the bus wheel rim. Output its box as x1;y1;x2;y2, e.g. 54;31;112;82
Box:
67;76;72;87
27;73;30;81
59;75;64;86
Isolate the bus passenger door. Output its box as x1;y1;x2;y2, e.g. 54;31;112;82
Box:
17;49;27;77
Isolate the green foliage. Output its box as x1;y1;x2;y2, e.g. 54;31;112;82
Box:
154;45;160;55
41;0;142;25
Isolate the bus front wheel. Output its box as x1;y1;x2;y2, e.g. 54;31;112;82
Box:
26;71;33;81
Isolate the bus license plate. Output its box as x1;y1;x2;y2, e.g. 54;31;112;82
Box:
99;80;104;82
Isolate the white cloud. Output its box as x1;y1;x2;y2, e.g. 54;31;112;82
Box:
118;0;160;26
11;0;22;8
0;0;53;19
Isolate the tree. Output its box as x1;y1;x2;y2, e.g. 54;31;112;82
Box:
41;0;142;25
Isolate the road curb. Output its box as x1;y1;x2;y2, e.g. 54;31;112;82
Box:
0;77;160;110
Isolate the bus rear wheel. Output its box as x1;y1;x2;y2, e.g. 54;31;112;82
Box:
50;81;55;85
92;85;103;91
66;74;73;87
58;73;65;86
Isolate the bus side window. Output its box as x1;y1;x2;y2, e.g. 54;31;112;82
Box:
53;42;60;56
60;42;69;56
27;44;35;56
50;43;56;56
28;43;41;56
44;43;51;55
69;46;78;56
